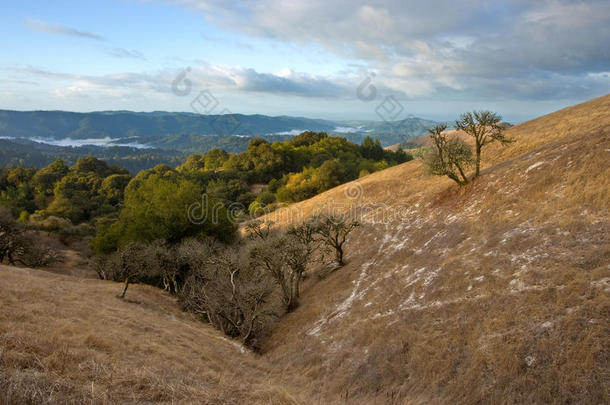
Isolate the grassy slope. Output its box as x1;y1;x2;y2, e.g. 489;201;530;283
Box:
0;266;304;404
259;94;610;403
1;95;608;404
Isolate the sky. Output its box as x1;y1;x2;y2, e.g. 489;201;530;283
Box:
0;0;609;122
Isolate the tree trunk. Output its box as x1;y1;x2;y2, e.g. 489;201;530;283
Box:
447;172;463;185
119;277;130;298
281;278;292;309
456;164;469;185
292;273;299;299
286;273;299;311
475;144;482;177
336;247;344;267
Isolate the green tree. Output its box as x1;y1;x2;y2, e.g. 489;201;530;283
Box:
360;136;384;160
456;111;513;177
204;148;230;171
46;172;103;223
291;131;328;147
32;159;68;194
179;154;206;172
5;167;36;187
316;159;345;191
71;156;117;177
122;174;205;242
425;124;473;186
100;173;131;206
91;167;236;253
247;138;283;182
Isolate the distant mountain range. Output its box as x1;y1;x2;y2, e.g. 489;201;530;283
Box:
0;110;437;148
0;110;438;171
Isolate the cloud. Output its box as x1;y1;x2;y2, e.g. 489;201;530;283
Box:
8;64;359;100
25;19;104;40
105;47;147;60
168;0;610;101
209;66;351;97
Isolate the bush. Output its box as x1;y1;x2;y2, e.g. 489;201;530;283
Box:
0;208;61;267
18;234;63;267
178;239;282;349
93;240;180;294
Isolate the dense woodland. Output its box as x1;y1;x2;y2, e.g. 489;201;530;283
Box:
1;132;408;247
1;132;408;241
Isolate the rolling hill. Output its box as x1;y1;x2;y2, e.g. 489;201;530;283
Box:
0;110;336;140
0;265;305;404
257;94;610;403
0;110;436;147
1;95;609;404
0;110;438;168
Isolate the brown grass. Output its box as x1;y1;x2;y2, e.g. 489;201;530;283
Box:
0;266;305;404
2;94;609;404
257;94;610;403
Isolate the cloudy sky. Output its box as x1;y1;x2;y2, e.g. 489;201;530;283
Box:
1;0;609;122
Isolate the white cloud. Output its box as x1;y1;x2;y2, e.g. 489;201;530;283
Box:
105;47;147;60
8;64;360;100
166;0;610;101
24;19;104;40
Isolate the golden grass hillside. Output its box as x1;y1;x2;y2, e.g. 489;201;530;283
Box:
1;95;608;404
258;94;610;403
0;265;305;404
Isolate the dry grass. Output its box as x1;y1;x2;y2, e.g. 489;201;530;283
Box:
0;266;305;404
2;95;609;404
257;94;610;403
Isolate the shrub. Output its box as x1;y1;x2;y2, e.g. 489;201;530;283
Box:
424;124;474;186
0;207;61;267
179;239;280;349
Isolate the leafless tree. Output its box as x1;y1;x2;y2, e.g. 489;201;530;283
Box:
312;214;360;267
0;207;59;267
245;219;275;240
108;242;159;299
249;235;301;310
180;240;278;348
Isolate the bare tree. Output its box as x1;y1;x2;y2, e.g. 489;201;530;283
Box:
147;240;180;293
456;111;513;177
248;217;325;311
113;242;157;299
313;214;360;267
0;208;22;265
180;240;278;348
0;207;60;267
245;219;275;241
425;123;473;186
249;235;302;310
